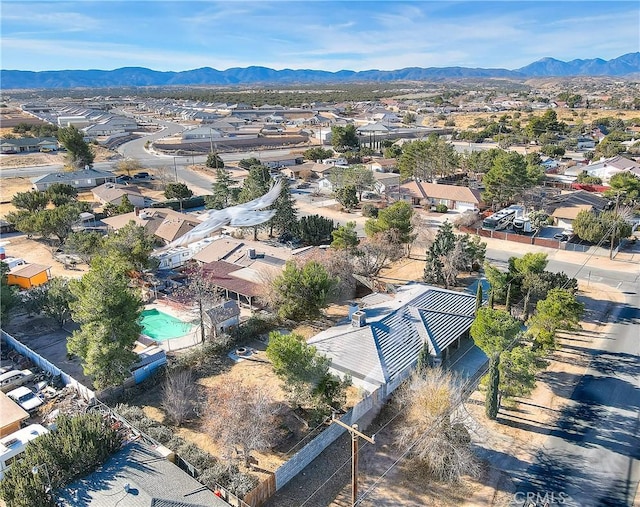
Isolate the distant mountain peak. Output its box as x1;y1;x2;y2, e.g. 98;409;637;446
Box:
1;53;637;89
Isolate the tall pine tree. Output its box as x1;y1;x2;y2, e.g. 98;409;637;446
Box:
239;166;272;240
269;178;298;238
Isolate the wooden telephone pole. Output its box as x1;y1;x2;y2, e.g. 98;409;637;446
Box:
332;417;375;507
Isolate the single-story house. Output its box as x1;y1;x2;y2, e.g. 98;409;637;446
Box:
7;263;52;289
31;169;116;191
0;392;29;437
181;126;224;140
92;182;145;208
258;154;304;169
192;237;245;264
565;155;640;183
0;137;58;154
308;283;477;393
400;181;483;212
56;441;228;507
369;158;398;173
552;204;594;230
576;137;596;150
102;208;203;245
543;189;610;216
373;172;400;195
82;116;138;137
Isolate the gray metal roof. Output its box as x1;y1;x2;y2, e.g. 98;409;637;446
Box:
309;284;477;387
32;168;115;184
56;441;227;507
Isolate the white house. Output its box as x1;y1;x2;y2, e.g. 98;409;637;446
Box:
31;169;116;191
308;284;477;393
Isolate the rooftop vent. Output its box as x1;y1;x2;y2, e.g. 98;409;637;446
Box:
351;310;367;328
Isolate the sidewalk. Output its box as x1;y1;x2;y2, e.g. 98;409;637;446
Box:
480;236;640;276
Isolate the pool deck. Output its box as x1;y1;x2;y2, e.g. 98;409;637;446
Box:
138;302;201;352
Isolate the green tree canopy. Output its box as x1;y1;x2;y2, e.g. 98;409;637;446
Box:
334;184;359;210
46;183;79;207
331;221;359;251
398;135;459;180
270;260;338;321
266;331;349;412
297;215;335;245
471;307;521;357
57;126;94;169
0;262;17;323
68;255;143;388
572;210;632;244
11;190;49;212
331;124;359;151
164;182;194;211
482;151;538;208
206;168;235;209
605;172;640;204
364;200;415;252
270;177;298;237
303;147;334;161
238;157;261;170
205;152;225;169
102;221;158;271
0;414;121;507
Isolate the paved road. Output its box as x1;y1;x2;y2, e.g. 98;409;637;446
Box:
510;285;640;507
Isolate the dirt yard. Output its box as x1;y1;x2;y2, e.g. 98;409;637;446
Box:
428;108;638;130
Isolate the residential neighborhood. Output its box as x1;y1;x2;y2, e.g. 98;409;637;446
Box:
1;73;639;507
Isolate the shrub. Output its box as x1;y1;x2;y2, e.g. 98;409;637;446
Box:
230;315;277;342
435;203;448;213
361;203;379;218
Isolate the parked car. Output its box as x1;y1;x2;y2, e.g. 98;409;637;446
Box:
116;175;132;182
133;172;150;179
7;386;43;413
554;232;570;242
0;369;34;393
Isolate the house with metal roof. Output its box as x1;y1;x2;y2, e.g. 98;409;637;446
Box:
31;168;116;191
308;283;477;393
56;441;228;507
0;136;58;154
7;263;52;289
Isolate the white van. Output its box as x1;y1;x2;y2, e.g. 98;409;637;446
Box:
0;369;34;393
0;424;49;480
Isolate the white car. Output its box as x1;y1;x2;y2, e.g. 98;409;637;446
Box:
7;386;43;413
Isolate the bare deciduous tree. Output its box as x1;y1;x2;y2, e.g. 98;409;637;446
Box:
205;383;279;468
395;368;479;483
355;232;403;277
162;369;198;426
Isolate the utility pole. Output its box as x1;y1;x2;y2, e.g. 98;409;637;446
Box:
609;191;623;260
332;416;375;507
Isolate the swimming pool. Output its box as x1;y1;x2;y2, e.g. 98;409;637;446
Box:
139;309;194;341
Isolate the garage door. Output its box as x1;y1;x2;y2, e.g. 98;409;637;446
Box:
456;202;477;212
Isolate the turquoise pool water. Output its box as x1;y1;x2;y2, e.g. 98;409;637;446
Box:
139;309;194;341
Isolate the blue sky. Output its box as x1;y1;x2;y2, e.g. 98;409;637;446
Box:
1;1;638;72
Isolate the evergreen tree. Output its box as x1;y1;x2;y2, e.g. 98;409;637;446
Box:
475;283;483;313
206;168;234;209
164;182;194;211
67;255;143;389
239;166;272;240
331;221;359;251
270;178;298;237
470;308;520;420
0;262;17;324
57;126;94;169
205;152;224;169
486;355;500;419
297;215;335;245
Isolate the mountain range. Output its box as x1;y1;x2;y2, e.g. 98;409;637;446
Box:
1;53;638;89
